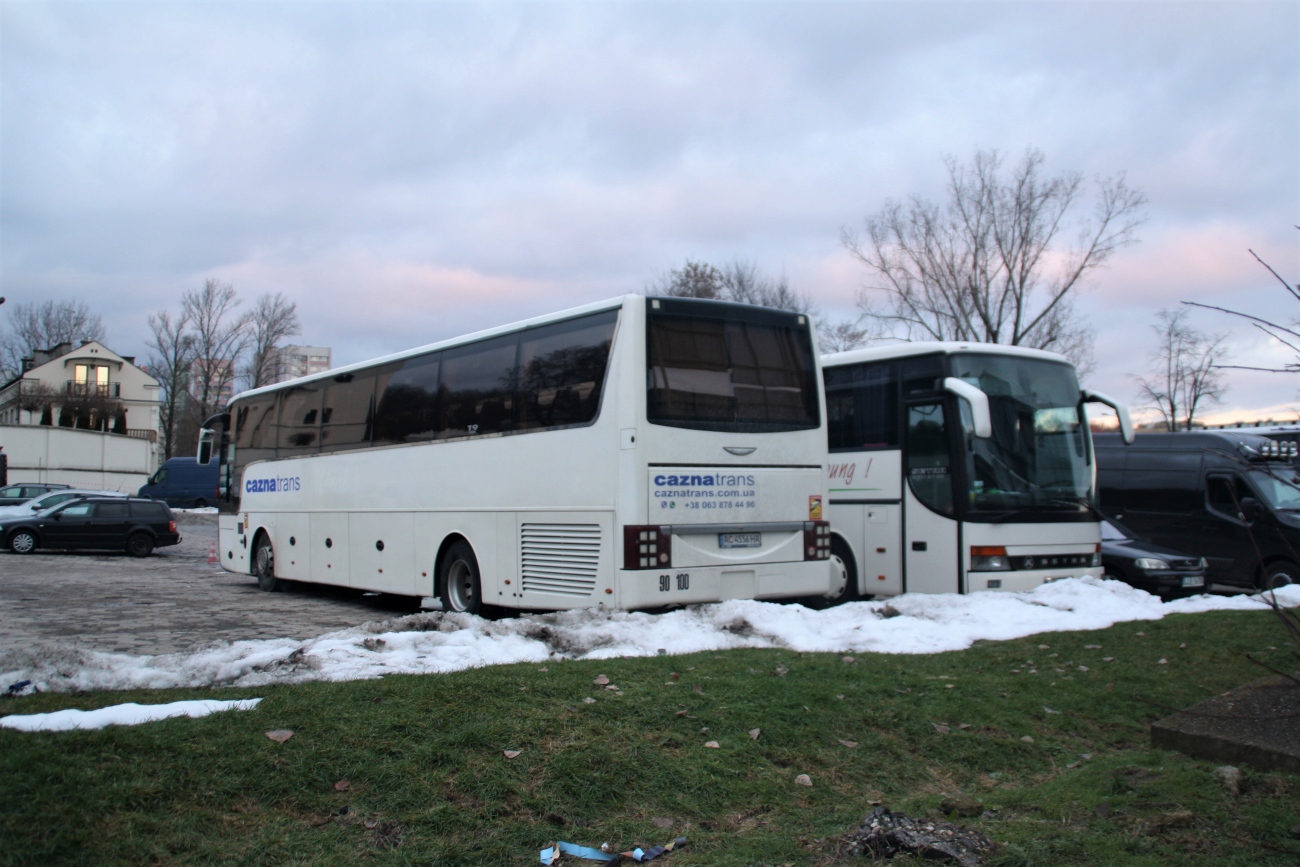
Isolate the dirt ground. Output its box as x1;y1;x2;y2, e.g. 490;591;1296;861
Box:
0;513;417;656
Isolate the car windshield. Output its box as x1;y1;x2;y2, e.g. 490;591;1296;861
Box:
950;354;1090;514
1249;468;1300;511
1100;520;1129;541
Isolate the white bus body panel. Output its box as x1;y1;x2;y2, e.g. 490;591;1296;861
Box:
218;295;835;610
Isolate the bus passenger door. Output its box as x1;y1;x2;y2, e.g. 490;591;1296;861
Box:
903;402;961;594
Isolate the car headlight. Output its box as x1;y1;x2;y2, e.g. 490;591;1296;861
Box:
1198;557;1208;569
1134;558;1170;571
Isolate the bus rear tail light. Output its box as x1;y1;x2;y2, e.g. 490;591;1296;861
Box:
624;525;671;570
970;545;1010;571
804;521;831;560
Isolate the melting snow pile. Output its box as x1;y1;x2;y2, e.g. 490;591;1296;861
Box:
2;578;1297;694
1;698;262;732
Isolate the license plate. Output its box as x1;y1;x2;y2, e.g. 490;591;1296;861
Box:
1181;576;1205;588
719;532;761;549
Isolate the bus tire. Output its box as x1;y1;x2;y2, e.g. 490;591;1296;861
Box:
439;539;483;615
1260;560;1297;592
253;533;281;592
825;537;860;606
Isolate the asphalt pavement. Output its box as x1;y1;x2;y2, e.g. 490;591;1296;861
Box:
0;513;416;656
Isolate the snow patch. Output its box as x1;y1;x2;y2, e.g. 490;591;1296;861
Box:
2;579;1297;693
1;698;262;732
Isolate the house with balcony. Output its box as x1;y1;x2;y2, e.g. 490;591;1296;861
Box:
0;340;161;435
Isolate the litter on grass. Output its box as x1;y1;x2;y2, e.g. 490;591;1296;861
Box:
2;579;1297;694
540;837;688;864
0;698;262;732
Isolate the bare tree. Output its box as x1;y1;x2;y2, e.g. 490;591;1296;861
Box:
146;309;195;459
183;279;250;426
842;148;1146;371
717;260;814;313
0;299;106;378
653;259;728;299
1184;237;1300;377
242;292;302;390
1135;308;1230;431
14;380;59;424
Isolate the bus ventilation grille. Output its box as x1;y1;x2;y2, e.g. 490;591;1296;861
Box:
521;523;601;597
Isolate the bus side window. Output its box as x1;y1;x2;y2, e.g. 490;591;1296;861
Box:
374;357;437;444
276;385;322;455
439;334;519;437
907;402;954;515
517;311;617;429
321;373;377;452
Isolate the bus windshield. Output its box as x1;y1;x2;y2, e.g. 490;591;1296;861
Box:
646;299;820;433
950;354;1091;516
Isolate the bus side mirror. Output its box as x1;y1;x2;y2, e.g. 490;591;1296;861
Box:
197;428;215;465
942;378;991;438
1082;389;1134;444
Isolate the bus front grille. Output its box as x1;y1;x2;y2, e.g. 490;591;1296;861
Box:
521;524;601;597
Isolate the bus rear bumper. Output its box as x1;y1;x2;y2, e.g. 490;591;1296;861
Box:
616;559;836;610
967;566;1103;593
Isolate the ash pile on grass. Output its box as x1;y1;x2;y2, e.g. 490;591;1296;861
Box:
841;806;994;867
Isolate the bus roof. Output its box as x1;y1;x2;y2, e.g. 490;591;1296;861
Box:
228;295;634;405
822;341;1073;369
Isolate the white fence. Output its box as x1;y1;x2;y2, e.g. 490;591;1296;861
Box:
0;425;157;493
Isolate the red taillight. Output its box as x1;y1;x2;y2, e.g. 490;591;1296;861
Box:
623;525;671;570
804;521;831;560
169;520;177;533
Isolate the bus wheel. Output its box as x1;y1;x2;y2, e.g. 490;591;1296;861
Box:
440;540;483;615
193;498;207;509
253;534;281;592
825;538;860;606
1260;560;1297;592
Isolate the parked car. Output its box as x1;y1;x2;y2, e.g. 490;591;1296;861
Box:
1095;431;1300;591
0;489;128;519
1;497;181;557
137;457;219;508
0;483;71;507
1100;518;1207;596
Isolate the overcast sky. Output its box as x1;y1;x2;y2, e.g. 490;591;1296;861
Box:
2;0;1297;423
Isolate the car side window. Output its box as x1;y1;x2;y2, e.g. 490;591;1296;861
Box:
95;502;129;519
130;502;169;520
58;503;93;517
0;486;20;497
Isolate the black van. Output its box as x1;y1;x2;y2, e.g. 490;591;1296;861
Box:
1094;431;1300;591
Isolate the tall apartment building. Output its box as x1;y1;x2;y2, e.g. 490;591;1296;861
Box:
272;345;333;383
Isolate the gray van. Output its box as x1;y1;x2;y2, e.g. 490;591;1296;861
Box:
1095;431;1300;591
137;457;219;508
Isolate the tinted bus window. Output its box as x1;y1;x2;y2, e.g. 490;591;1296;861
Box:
321;373;376;452
374;354;441;444
439;334;519;437
826;361;898;451
517;311;617;429
276;385;322;455
647;301;818;433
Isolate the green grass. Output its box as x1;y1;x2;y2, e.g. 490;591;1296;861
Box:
1;609;1297;865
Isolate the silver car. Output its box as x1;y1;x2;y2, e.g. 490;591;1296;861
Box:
0;489;128;519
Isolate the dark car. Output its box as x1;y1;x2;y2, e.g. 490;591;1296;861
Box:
0;483;71;507
1100;518;1207;596
1;497;181;557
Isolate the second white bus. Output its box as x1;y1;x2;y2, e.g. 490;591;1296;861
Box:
820;342;1133;601
199;295;835;614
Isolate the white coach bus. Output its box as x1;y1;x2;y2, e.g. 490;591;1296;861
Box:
198;296;835;614
820;342;1133;601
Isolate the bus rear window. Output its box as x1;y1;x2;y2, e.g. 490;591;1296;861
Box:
646;299;819;433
